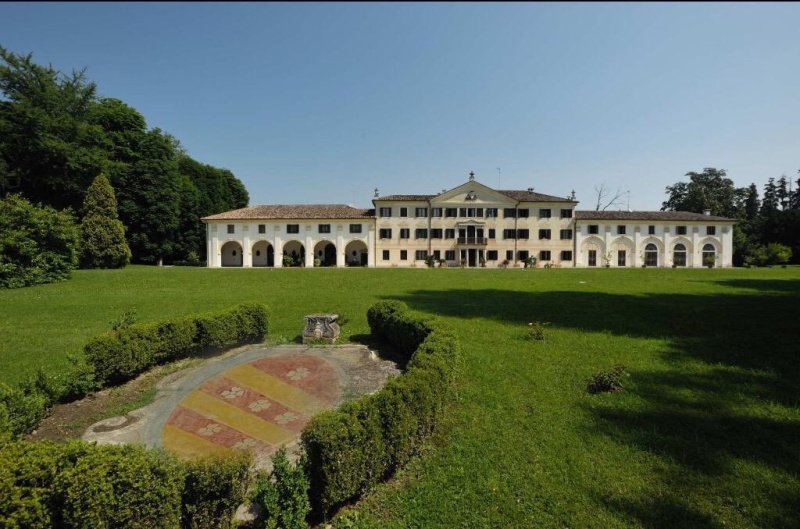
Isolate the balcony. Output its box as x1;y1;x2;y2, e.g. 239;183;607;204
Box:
457;237;488;245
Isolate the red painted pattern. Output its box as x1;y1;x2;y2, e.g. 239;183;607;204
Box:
249;355;340;404
166;405;273;453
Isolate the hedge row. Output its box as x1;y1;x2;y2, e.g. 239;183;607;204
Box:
301;301;460;517
85;302;269;386
0;440;250;529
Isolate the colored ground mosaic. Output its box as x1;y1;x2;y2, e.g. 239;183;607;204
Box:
162;354;339;460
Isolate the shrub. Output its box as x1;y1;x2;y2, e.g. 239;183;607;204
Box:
252;448;310;529
86;303;269;387
0;194;79;289
303;301;460;518
587;365;628;394
0;382;49;438
78;173;131;269
182;452;251;529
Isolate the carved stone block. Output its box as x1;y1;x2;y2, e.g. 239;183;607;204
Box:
303;314;340;344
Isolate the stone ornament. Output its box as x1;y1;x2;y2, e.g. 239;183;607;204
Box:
303;314;340;344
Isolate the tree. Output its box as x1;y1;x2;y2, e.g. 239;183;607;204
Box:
0;194;78;288
662;168;737;217
78;174;130;268
743;183;760;221
761;178;779;215
593;184;627;211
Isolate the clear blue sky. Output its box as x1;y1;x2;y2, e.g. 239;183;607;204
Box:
2;2;799;210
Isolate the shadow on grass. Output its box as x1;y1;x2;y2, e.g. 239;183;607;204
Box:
384;280;800;526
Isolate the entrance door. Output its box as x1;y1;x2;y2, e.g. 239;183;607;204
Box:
468;249;477;267
588;249;597;267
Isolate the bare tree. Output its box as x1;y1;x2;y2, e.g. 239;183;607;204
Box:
594;184;628;211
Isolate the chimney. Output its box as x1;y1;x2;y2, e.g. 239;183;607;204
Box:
527;187;534;193
703;209;711;216
469;171;475;182
374;188;379;198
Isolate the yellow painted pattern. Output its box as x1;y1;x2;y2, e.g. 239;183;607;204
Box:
224;364;330;415
180;390;295;445
162;424;231;459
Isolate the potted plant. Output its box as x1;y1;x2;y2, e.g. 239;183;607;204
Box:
437;258;446;268
479;257;487;268
282;254;293;267
501;259;510;269
603;251;613;268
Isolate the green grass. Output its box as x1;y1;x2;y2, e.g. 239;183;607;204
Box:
1;266;799;528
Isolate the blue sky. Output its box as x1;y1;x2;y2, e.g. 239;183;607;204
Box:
1;3;799;210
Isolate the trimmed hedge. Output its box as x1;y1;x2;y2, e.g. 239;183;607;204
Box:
302;300;460;517
85;302;269;386
0;441;253;529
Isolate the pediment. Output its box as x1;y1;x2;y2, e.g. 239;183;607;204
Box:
431;180;516;206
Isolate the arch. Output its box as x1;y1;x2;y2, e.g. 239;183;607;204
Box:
580;236;605;267
313;240;337;267
282;240;305;267
220;241;243;267
251;240;274;267
345;240;368;267
611;236;634;267
702;242;717;268
673;243;687;267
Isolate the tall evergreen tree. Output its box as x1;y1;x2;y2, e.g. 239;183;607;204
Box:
743;183;760;220
776;175;790;211
78;173;130;268
761;178;780;215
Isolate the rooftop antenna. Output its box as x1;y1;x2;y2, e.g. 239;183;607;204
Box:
626;190;631;212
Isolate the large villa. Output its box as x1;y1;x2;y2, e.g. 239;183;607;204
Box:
202;173;735;269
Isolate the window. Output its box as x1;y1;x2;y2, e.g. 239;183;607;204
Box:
476;208;484;217
618;250;626;267
676;225;687;235
488;229;496;239
702;243;716;267
459;207;467;217
399;228;410;239
518;208;530;218
518;250;529;261
415;207;428;217
379;207;392;217
487;250;498;260
415;250;428;261
673;243;687;266
645;243;658;266
588;249;597;267
445;250;456;260
227;224;235;234
400;250;407;260
506;250;514;261
258;224;266;234
431;207;443;217
445;208;458;218
486;208;498;218
318;224;330;234
617;225;626;235
560;209;573;219
561;250;573;261
379;228;392;239
503;208;516;218
707;226;716;235
382;250;390;261
648;225;656;235
445;229;455;239
432;250;441;259
539;229;551;240
560;229;573;240
517;229;530;239
503;229;516;240
539;209;551;219
415;228;428;239
540;250;551;261
349;224;362;234
430;229;443;239
399;207;408;218
286;224;299;234
588;224;599;235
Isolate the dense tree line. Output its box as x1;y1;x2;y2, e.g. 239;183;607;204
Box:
662;167;800;265
0;47;248;264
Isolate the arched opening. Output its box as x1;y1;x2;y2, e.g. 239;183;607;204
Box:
252;241;274;267
644;243;658;267
313;240;337;267
282;240;305;267
345;240;368;267
702;243;716;268
673;243;687;267
580;238;604;267
613;238;633;267
220;241;243;267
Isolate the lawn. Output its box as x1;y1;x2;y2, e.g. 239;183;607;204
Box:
1;266;798;528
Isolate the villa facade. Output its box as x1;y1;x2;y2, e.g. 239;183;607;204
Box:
202;174;734;268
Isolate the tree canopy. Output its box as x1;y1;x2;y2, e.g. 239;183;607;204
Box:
0;47;249;264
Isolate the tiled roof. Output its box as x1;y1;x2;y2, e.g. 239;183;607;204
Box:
575;210;735;222
202;205;374;221
375;190;575;202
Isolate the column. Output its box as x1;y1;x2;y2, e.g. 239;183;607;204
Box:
663;227;671;267
691;226;700;268
633;226;641;267
242;225;252;268
367;227;376;267
604;225;612;267
336;230;345;268
304;230;314;268
273;235;283;268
